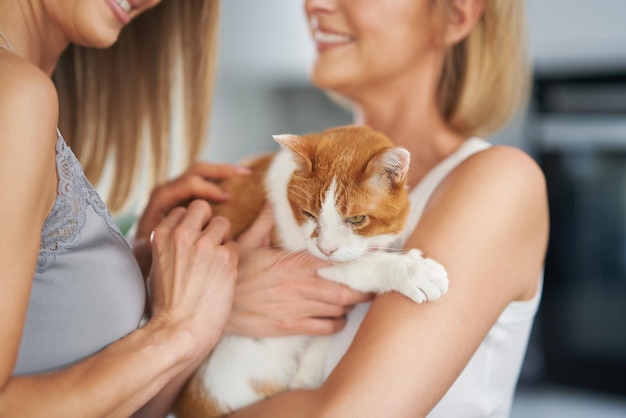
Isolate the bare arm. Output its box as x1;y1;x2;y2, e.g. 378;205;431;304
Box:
228;146;549;417
0;55;238;417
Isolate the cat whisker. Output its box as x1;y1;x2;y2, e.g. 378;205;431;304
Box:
291;252;310;266
365;247;405;254
287;185;314;201
294;251;318;264
287;187;312;198
268;249;298;266
266;248;314;273
286;190;309;201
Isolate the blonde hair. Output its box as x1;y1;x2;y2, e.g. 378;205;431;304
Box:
53;0;220;212
436;0;530;138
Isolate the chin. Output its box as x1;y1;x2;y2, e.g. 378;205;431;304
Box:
311;57;344;87
86;37;119;49
91;32;122;49
310;64;361;100
73;24;122;49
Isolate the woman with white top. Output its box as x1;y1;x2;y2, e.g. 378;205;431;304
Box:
229;0;548;416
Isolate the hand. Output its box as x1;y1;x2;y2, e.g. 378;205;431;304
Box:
135;162;251;241
225;205;373;338
148;199;239;357
132;162;250;276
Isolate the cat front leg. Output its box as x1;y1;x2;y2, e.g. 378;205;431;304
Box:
289;336;332;390
317;249;448;304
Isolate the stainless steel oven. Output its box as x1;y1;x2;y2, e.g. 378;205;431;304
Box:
531;72;626;396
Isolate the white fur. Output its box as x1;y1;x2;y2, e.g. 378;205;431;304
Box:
200;147;448;412
265;150;305;250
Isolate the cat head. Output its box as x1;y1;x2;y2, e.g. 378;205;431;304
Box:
273;125;411;262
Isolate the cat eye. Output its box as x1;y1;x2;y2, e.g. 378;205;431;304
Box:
301;210;316;219
346;215;366;225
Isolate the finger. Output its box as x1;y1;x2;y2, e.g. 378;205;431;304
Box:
158;176;228;205
179;200;213;229
185;176;231;202
222;239;240;264
294;316;347;336
203;216;232;245
302;279;374;306
296;300;351;319
190;161;252;180
149;176;228;214
237;203;275;250
158;206;187;229
150;207;187;249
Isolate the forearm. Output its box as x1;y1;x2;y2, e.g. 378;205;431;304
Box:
0;321;200;417
228;389;320;418
131;360;200;418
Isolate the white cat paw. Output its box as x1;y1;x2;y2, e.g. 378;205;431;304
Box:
400;249;449;303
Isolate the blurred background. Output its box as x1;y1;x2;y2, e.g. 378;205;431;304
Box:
204;0;626;416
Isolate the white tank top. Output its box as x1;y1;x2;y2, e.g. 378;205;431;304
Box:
324;137;542;417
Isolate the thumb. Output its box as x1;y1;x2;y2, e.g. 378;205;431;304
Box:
237;202;275;251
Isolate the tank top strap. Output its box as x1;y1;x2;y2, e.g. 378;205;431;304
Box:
398;137;491;244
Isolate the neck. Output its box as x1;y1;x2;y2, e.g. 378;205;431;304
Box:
0;0;69;75
347;66;466;189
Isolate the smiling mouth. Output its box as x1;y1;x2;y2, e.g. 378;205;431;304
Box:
115;0;132;13
313;29;353;44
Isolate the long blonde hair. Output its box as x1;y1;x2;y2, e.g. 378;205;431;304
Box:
436;0;530;138
53;0;220;212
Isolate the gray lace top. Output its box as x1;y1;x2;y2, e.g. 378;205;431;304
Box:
13;132;146;375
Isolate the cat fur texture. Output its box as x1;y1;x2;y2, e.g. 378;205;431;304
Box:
173;125;448;418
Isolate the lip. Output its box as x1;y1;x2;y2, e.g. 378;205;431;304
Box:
105;0;131;25
312;25;354;53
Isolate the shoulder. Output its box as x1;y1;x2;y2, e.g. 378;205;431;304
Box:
434;144;547;217
0;51;59;161
0;51;59;132
468;144;545;186
448;144;549;248
0;52;60;221
461;144;544;192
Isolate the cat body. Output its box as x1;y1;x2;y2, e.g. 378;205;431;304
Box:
174;126;448;418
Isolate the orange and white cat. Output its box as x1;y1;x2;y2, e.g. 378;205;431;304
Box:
174;125;448;418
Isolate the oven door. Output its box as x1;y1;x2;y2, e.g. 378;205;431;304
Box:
534;73;626;396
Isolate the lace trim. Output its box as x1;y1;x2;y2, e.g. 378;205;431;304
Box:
37;134;128;273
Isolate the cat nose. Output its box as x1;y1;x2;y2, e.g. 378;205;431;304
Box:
317;243;338;256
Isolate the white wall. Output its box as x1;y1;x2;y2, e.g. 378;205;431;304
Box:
215;0;314;84
527;0;626;75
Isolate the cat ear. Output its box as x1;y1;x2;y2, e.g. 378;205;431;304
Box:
366;147;410;187
273;134;314;172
